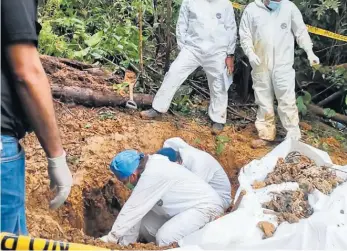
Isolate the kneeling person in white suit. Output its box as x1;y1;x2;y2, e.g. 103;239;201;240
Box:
100;149;224;246
158;137;232;210
141;0;237;133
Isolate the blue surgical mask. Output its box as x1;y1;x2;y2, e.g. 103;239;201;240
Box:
268;1;281;11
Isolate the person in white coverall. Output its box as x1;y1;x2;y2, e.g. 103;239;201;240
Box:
239;0;320;144
141;0;237;133
157;137;232;210
100;150;224;246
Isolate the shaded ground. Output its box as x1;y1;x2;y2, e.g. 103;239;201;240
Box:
22;103;346;249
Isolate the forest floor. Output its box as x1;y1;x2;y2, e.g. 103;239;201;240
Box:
22;57;347;250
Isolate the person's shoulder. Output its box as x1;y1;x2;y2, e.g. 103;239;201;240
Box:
244;1;257;11
284;0;299;9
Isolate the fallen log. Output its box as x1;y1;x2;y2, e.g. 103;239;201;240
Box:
307;104;347;125
51;84;153;108
317;89;345;106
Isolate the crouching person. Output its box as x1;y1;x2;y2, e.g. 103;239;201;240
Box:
100;150;224;246
157;137;232;211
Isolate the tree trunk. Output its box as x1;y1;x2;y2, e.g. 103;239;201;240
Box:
51;85;153;108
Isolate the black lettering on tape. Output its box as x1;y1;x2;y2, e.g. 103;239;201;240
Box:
29;238;34;250
52;241;57;250
59;242;69;251
43;240;50;250
1;236;19;250
29;238;50;251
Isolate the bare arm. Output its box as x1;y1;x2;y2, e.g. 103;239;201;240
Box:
2;0;72;210
7;44;63;158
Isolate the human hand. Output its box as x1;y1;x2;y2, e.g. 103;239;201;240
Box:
99;235;109;242
248;52;261;67
225;56;234;74
47;151;73;209
307;51;320;66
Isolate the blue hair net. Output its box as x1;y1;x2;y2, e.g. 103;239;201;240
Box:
110;150;144;179
156;147;178;162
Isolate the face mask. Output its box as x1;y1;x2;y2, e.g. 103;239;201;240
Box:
268;1;281;11
126;182;135;190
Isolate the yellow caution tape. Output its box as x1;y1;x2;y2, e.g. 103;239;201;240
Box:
231;2;244;10
306;25;347;42
0;232;113;251
231;2;347;42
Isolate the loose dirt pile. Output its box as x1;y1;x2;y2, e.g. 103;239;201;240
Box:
254;152;346;238
23;103;272;249
262;190;313;224
264;152;345;194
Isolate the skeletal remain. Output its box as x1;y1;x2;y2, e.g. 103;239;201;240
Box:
264;152;345;195
262;189;314;224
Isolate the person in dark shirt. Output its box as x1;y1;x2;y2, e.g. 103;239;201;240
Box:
1;0;73;235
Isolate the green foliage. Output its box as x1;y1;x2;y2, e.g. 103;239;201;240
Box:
294;0;347;67
38;0;153;68
215;135;230;155
98;111;116;120
323;108;337;118
297;91;312;115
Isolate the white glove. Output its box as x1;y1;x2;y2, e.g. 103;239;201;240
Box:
248;52;261;67
99;235;109;243
307;51;320;66
99;233;119;244
48;151;73;209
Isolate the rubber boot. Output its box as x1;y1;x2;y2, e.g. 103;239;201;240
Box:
140;108;161;119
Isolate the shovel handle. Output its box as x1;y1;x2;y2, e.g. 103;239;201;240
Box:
129;82;135;101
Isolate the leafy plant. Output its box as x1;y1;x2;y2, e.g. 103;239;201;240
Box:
215;135;230;155
297;91;312;115
323;108;337;118
98;111;116;120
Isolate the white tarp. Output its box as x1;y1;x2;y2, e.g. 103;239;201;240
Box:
178;139;347;250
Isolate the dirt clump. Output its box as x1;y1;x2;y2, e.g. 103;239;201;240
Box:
262;189;314;224
257;221;276;239
299;121;313;131
264;152;345;194
252;181;267;189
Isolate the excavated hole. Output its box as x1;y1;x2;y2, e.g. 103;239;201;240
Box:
83;179;122;238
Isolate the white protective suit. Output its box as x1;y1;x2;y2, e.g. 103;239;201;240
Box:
163;137;232;210
102;155;224;246
152;0;237;124
239;0;318;140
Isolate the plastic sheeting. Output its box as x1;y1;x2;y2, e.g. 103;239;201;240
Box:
177;139;347;250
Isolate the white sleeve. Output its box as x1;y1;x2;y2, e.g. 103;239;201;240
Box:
239;7;255;58
106;174;173;244
176;0;190;50
291;4;313;53
225;4;237;55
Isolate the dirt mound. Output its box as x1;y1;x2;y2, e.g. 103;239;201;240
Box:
23;104;271;249
22;102;347;249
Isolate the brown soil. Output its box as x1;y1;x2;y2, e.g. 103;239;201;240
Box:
22;104;271;249
22;103;347;249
